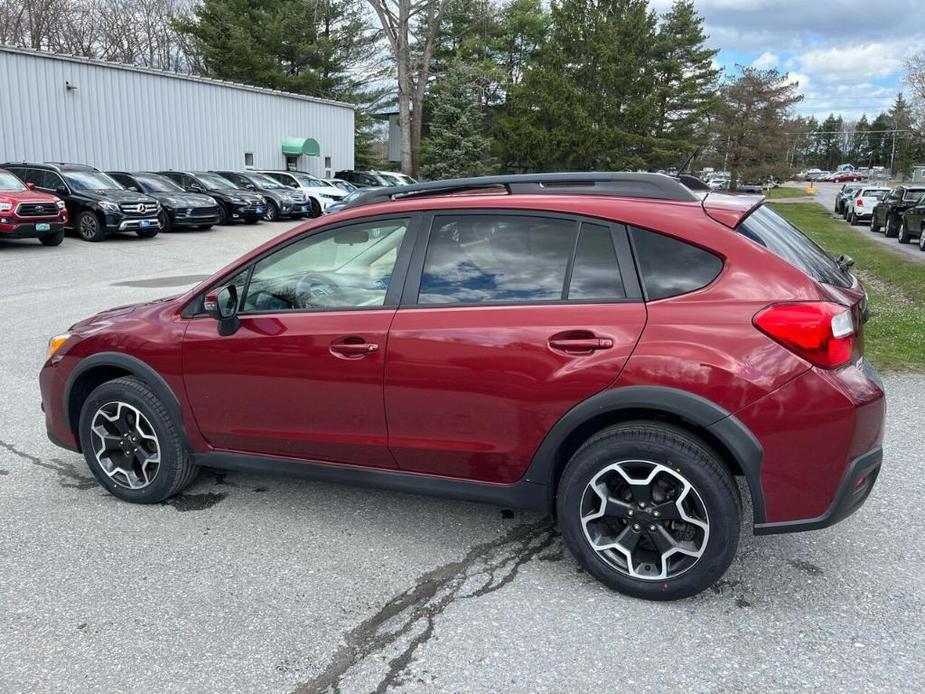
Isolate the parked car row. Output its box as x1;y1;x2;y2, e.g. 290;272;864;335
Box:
838;182;925;251
0;162;412;246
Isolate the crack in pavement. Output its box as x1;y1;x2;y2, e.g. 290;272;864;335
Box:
0;438;97;489
292;519;556;694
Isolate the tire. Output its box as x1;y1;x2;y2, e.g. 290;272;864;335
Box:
196;224;214;231
217;204;230;225
39;229;65;246
885;214;899;238
136;226;159;238
919;231;925;251
849;212;857;225
77;376;197;503
158;210;172;233
265;201;279;222
870;213;881;233
308;198;323;218
557;421;740;601
898;218;911;244
77;210;105;242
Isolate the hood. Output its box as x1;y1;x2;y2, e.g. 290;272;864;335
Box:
148;192;217;207
0;189;61;204
78;189;158;204
208;188;265;203
70;295;180;332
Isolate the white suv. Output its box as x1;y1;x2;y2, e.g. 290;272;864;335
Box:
845;186;890;225
256;170;347;213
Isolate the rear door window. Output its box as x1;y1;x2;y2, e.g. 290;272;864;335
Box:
630;227;723;300
736;205;852;288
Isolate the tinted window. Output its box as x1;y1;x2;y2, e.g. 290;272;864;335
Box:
135;173;183;193
109;173;134;188
242;218;409;312
631;227;723;300
736;205;851;288
568;223;625;300
419;215;576;305
903;189;925;201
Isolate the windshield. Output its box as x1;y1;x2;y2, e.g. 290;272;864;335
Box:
0;171;26;191
63;170;123;192
737;205;853;288
291;172;325;187
135;173;183;193
196;173;237;189
245;173;286;189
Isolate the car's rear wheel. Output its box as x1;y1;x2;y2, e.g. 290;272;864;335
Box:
77;211;105;242
849;212;857;225
885;214;900;238
870;213;881;233
557;422;740;601
39;229;65;246
265;201;279;221
898;218;911;243
78;376;197;503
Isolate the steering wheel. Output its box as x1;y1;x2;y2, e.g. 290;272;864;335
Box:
293;273;346;309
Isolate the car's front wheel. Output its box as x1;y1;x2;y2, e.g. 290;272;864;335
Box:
77;211;105;242
898;218;911;244
77;376;197;503
885;214;900;238
871;213;881;233
849;211;857;225
557;422;740;600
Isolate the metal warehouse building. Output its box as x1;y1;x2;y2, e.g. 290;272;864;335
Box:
0;46;354;177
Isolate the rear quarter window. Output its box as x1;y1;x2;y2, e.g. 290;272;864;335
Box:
629;227;723;300
736;205;852;288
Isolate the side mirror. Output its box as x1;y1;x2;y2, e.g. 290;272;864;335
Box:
204;285;240;335
26;182;36;191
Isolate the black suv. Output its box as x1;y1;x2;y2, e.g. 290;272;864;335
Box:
108;172;221;232
211;171;310;221
2;162;161;241
156;171;265;225
870;185;925;237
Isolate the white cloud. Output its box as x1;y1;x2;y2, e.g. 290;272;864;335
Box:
751;51;778;69
784;71;811;90
798;43;908;82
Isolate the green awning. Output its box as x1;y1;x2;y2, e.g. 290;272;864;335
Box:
281;137;321;157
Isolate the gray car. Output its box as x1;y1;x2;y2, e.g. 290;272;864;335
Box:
211;171;312;221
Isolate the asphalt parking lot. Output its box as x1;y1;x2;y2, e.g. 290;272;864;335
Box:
2;218;924;693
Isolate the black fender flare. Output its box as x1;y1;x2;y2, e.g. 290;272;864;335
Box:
63;352;188;446
522;385;766;524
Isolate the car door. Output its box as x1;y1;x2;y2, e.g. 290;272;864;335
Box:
383;211;647;484
182;214;417;466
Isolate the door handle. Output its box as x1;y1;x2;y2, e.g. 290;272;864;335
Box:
548;335;614;353
330;339;379;358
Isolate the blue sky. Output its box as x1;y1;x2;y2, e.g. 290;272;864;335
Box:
650;0;921;122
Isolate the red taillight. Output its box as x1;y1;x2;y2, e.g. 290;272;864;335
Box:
856;199;863;207
753;302;855;369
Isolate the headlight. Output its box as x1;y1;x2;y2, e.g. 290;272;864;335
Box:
0;202;11;212
318;193;337;200
48;333;72;358
229;197;244;203
99;201;119;212
56;200;66;209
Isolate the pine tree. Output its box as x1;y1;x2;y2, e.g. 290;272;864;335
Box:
497;0;659;171
420;62;497;179
848;114;871;167
818;114;845;171
868;112;893;167
650;0;721;169
888;93;916;177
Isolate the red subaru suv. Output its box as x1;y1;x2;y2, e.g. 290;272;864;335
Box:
0;168;67;245
40;173;885;600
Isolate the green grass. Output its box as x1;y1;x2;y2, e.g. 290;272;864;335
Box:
766;186;811;199
768;202;925;372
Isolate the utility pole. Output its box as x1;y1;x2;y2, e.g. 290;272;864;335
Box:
890;130;897;177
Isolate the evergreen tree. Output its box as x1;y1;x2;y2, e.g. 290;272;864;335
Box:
497;0;659;171
888;93;916;177
868;112;893;167
848;114;871;167
818;114;844;170
420;62;497;179
650;0;721;169
714;66;802;189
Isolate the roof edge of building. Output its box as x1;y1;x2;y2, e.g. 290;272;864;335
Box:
0;44;356;110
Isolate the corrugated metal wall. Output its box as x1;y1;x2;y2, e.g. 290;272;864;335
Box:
0;47;354;176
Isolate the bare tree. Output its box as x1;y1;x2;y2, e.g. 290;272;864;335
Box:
365;0;450;175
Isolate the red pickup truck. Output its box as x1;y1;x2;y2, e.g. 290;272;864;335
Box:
0;168;68;246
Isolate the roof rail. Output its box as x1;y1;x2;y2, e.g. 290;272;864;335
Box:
342;172;703;209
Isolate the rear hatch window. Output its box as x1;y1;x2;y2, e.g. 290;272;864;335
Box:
736;205;852;288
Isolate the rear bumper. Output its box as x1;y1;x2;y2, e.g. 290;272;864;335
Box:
754;446;882;534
